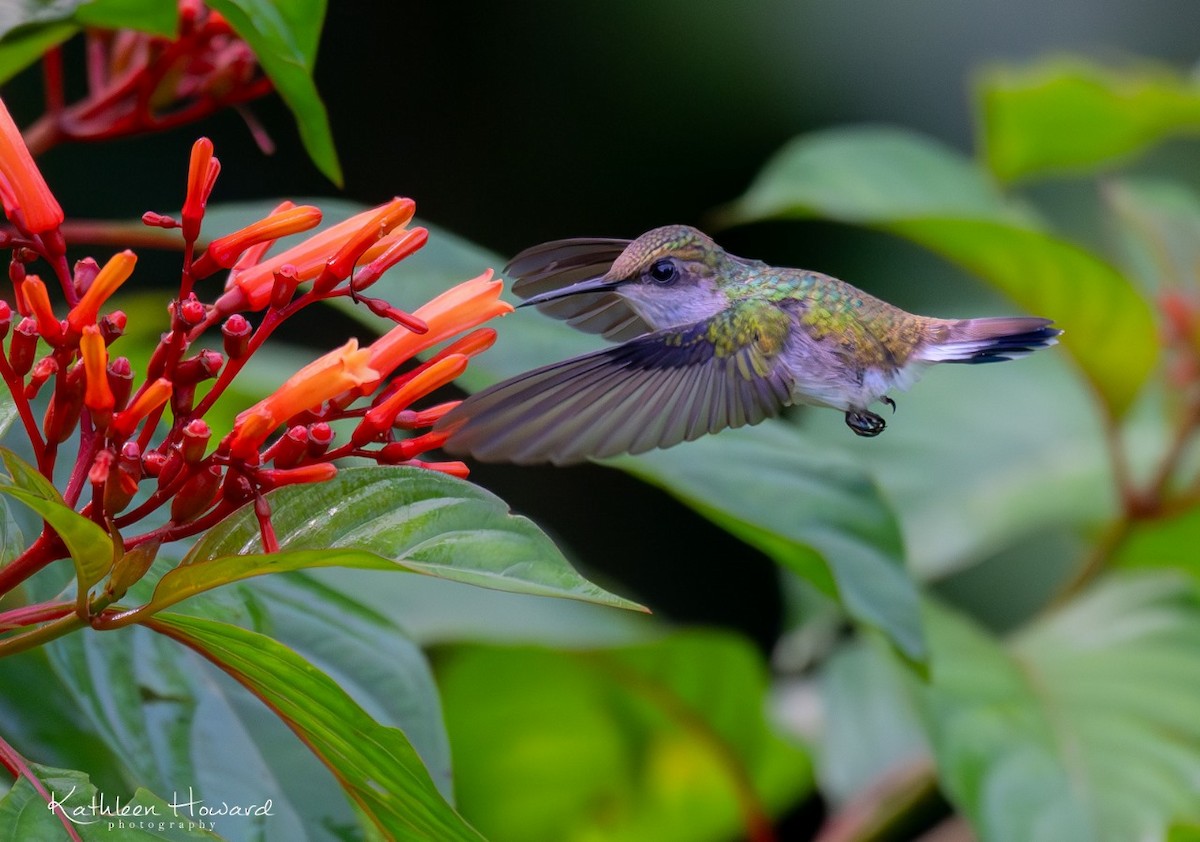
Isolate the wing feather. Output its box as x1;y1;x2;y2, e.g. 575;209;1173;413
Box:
505;237;650;342
437;300;795;464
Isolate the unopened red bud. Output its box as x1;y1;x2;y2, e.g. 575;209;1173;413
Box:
8;258;25;287
157;446;184;490
142;211;180;229
146;334;172;381
178;294;206;327
221;314;251;359
307;422;334;457
269;265;300;310
170;464;223;523
43;378;84;443
73;258;100;298
221;471;253;506
143;449;168;478
170;383;196;416
100;310;127;344
119;441;142;478
376;430;450;463
0;300;10;339
181;419;211;463
103;468;139;515
351;227;428;293
10;318;38;375
24;356;58;399
360;295;428;333
107;357;134;410
263;425;308;468
175;349;223;385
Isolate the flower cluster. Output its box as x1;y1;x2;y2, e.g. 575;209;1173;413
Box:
22;0;273;157
0;97;510;586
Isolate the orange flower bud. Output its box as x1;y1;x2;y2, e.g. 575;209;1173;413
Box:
0;97;64;235
181;137;218;242
192;204;322;277
229;339;378;459
221;198;416;311
365;271;511;382
81;325;114;416
21;275;63;344
353;354;468;447
112;378;173;438
67;250;137;334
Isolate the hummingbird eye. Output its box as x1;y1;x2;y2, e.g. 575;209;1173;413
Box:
648;259;679;285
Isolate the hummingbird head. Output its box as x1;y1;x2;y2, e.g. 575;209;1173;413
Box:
517;225;734;330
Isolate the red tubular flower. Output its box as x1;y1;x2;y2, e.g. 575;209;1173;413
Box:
256;463;337;489
0;98;63;235
181;137;217;242
191;204;323;277
352;354;469;447
228;339;378;459
351;227;429;293
81;325;114;417
364;270;511;385
66;250;137;334
112;378;173;438
218;198;418;312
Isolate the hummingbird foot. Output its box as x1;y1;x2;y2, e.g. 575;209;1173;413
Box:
880;396;896;414
845;409;886;437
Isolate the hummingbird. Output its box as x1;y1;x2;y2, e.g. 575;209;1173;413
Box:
436;225;1060;465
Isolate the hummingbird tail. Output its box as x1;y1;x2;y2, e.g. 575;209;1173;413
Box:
916;317;1061;364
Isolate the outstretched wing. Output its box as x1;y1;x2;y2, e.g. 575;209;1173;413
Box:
436;299;795;465
506;237;649;341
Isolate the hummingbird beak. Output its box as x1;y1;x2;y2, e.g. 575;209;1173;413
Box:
516;275;622;308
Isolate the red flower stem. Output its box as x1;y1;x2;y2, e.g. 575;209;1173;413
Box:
20;113;62;157
42;46;65;114
135;400;169;453
123;498;236;551
0;354;48;471
0;600;74;631
62;420;99;509
0;731;85;841
0;532;64;600
60;219;189;251
0;611;87;661
191;290;326;420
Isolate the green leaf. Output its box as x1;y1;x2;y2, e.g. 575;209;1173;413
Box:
154;466;643;614
435;632;811;842
0;391;17;440
0;764;218;841
813;639;928;803
1111;505;1200;579
0;447;113;591
0;0;176;85
978;58;1200;183
620;423;927;665
915;573;1200;842
721;126;1158;416
207;0;341;186
145;612;484;841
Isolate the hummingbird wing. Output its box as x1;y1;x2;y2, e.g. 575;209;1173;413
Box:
436;299;795;465
506;237;651;341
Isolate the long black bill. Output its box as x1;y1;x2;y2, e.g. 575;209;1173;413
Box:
516;275;621;308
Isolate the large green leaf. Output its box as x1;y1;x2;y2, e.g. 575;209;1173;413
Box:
978;59;1200;183
42;560;453;840
207;0;340;186
0;764;218;841
435;631;811;842
144;612;483;841
0;447;112;591
721;126;1158;416
619;423;926;664
149;466;643;614
0;392;17;441
915;573;1200;842
0;0;176;84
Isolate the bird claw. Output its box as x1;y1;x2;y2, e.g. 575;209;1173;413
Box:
881;396;896;414
845;409;886;437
